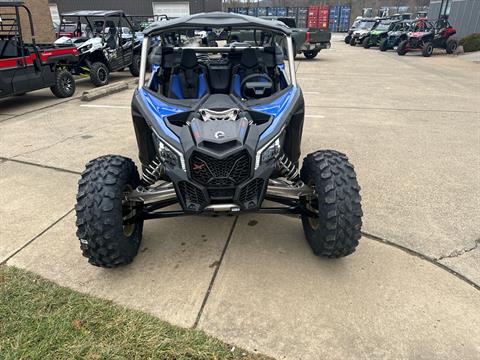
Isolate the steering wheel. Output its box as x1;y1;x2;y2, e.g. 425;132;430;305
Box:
240;73;274;99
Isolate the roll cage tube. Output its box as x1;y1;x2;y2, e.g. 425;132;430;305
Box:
137;33;297;89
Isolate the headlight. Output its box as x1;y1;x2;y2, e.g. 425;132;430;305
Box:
80;44;92;53
153;133;186;171
255;137;281;170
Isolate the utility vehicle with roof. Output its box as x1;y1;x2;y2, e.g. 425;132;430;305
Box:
379;20;412;51
349;18;381;46
57;10;142;86
362;19;399;48
344;17;362;44
0;1;78;99
74;13;363;267
397;18;458;57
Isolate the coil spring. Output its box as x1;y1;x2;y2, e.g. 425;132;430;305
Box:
277;153;300;182
141;156;164;185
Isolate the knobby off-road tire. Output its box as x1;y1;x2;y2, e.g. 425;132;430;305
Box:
90;61;109;87
50;69;76;98
129;54;141;77
75;155;144;268
446;38;458;54
397;40;408;55
379;38;389;52
422;42;434;57
344;35;351;44
362;37;371;49
349;37;356;46
300;150;363;258
303;50;319;59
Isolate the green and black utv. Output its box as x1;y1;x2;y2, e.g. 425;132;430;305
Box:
362;19;399;49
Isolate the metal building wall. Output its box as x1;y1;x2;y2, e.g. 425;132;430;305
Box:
428;0;480;39
51;0;222;16
427;0;441;18
448;0;480;38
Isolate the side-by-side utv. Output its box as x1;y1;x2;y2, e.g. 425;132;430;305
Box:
1;1;78;99
74;13;363;268
397;18;458;57
56;10;142;86
379;20;413;51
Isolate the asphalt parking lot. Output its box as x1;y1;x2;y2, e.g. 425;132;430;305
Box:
1;35;479;359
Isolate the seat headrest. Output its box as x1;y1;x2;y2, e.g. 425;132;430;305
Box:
180;49;198;69
240;48;259;69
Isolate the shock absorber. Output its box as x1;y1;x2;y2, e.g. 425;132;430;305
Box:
277;153;300;182
141;156;164;186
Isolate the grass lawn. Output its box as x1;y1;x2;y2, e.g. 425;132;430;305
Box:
0;266;271;360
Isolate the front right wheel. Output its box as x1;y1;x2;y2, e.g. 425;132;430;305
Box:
90;61;109;87
75;155;144;267
300;150;363;258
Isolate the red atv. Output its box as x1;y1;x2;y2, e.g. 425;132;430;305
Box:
0;1;79;99
397;18;458;57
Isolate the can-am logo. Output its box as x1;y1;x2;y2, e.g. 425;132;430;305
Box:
193;163;206;171
214;131;225;139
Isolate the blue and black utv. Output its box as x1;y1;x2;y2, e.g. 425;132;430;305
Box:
75;12;363;267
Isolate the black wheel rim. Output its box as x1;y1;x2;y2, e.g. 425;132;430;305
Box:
98;68;107;82
62;76;73;92
305;180;320;230
122;185;137;237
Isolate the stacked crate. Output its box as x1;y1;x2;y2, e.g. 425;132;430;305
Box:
307;5;329;29
328;5;351;32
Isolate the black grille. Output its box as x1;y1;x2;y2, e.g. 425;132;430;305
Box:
239;178;265;209
178;181;207;211
190;150;251;187
410;38;419;48
208;188;235;200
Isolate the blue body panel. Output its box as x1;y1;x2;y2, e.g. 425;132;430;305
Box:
252;86;298;142
138;88;187;144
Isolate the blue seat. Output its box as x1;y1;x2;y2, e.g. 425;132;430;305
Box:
168;49;208;99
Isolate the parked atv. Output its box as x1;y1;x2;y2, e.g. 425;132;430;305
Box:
397;18;458;57
349;18;381;46
0;2;78;99
58;10;142;86
379;20;413;51
362;19;399;48
344;17;362;44
75;12;363;268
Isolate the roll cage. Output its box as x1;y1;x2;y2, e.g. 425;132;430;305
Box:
138;12;297;91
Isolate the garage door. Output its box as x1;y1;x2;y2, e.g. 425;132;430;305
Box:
152;2;190;18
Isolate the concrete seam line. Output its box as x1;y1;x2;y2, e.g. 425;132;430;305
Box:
0;95;80;124
0;157;81;175
362;232;480;291
1;208;75;265
193;216;239;329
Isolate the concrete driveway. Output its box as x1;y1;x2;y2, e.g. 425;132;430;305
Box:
1;36;479;359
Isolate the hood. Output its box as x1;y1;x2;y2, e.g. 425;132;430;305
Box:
54;36;74;45
353;29;369;36
78;37;102;50
388;31;404;36
371;30;386;36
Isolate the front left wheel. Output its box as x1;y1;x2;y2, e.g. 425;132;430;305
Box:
300;150;363;258
50;69;75;98
422;42;434;57
75;155;144;268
